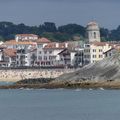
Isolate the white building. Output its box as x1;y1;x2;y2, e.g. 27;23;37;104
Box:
15;34;38;42
16;48;37;67
4;40;37;67
36;37;51;66
37;42;69;67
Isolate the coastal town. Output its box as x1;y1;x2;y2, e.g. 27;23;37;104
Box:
0;21;118;68
1;1;120;120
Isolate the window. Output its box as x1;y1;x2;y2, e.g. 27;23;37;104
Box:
93;49;96;52
93;55;96;58
49;56;53;60
61;58;63;61
44;51;47;54
85;44;90;47
94;32;97;39
87;55;90;58
38;45;43;48
109;53;112;56
99;55;102;58
39;56;42;60
44;56;47;60
99;49;102;52
49;51;52;54
84;49;90;52
39;51;41;54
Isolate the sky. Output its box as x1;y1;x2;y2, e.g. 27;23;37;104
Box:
0;0;120;29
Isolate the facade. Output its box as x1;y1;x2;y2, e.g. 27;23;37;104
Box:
58;48;77;67
74;49;84;67
16;48;37;67
36;37;51;66
84;42;112;64
37;42;69;67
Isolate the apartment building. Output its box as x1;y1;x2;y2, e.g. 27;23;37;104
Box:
84;42;112;64
37;42;69;67
36;37;51;66
4;40;37;67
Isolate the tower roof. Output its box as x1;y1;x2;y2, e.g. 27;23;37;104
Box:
87;21;99;31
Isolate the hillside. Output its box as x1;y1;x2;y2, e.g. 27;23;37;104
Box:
0;21;118;42
55;53;120;82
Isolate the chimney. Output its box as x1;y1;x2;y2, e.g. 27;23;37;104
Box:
56;43;59;48
15;36;19;42
65;42;68;48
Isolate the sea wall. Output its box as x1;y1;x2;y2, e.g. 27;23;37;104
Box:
0;68;75;82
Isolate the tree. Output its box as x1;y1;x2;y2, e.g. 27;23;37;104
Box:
100;28;110;41
42;22;57;32
58;24;86;37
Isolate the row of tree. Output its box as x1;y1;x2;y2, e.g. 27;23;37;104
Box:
0;21;119;42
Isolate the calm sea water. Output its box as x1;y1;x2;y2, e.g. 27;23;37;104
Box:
0;89;120;120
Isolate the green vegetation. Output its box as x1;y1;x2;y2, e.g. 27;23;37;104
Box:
0;21;119;42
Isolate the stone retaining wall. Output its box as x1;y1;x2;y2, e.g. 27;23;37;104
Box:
0;69;75;82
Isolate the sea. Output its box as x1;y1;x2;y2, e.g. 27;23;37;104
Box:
0;88;119;120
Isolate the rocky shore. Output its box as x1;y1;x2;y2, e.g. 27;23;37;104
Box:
1;80;120;89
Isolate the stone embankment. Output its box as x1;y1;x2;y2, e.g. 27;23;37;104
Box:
0;69;74;82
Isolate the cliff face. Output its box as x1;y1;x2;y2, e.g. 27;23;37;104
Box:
55;53;120;82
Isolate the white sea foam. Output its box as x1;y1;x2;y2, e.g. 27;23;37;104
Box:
99;87;104;90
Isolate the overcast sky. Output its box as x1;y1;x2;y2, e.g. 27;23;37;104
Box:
0;0;119;29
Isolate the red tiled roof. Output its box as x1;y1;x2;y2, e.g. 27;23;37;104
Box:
4;48;17;57
36;37;51;44
44;42;69;49
4;40;37;45
90;41;109;46
16;34;38;37
0;45;6;49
